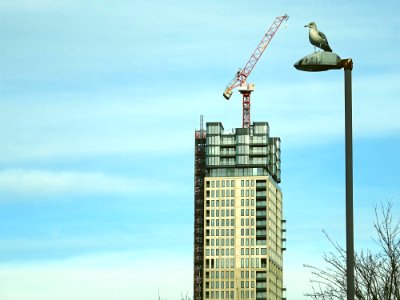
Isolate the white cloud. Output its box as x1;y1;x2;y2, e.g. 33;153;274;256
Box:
0;169;176;199
0;251;192;300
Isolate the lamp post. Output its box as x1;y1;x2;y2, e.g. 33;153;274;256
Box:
294;52;354;300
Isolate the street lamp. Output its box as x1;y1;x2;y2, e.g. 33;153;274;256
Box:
294;51;354;300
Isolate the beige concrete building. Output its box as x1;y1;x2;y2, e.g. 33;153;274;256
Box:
194;121;285;300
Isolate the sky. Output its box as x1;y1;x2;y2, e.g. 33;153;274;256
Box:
0;0;399;299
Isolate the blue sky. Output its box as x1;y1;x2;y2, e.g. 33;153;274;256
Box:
0;1;399;299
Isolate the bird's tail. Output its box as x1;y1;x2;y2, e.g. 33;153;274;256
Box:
323;45;332;52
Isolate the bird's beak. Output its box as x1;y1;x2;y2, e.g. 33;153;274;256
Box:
304;24;309;28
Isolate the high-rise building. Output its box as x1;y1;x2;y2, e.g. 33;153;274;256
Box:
194;120;286;300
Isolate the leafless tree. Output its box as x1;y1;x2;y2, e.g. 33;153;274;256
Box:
156;290;191;300
304;201;400;299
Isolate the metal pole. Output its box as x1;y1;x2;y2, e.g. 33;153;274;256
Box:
343;59;354;300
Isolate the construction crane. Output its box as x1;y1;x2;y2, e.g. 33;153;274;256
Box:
223;14;289;128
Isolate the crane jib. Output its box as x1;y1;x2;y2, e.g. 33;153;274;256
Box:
222;14;288;128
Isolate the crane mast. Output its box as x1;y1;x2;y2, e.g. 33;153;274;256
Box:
223;14;289;128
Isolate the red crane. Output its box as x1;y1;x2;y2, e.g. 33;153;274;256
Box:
223;14;289;128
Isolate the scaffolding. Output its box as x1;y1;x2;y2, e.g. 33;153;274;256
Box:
194;116;206;300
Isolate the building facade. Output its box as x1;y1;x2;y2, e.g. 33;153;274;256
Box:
194;121;285;300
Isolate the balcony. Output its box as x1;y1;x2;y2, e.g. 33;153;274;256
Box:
256;191;266;198
256;271;267;280
256;200;266;208
256;220;266;227
256;282;267;289
256;210;266;218
256;230;267;237
256;184;266;191
220;148;236;156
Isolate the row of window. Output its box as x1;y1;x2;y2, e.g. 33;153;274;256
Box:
206;189;256;198
205;281;234;289
240;258;267;268
206;238;234;247
206;248;234;257
205;247;267;257
206;197;268;210
205;270;234;279
206;134;267;145
240;247;267;256
207;157;269;166
206;228;235;237
206;179;235;188
205;258;235;269
205;289;268;299
206;179;256;188
206;209;235;218
205;290;234;299
206;199;235;207
206;189;235;198
206;219;234;227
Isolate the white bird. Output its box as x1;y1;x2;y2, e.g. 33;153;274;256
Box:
305;22;332;52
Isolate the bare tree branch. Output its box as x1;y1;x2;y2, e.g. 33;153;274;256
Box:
304;201;400;300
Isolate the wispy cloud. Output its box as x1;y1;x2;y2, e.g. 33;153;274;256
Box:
0;169;176;199
0;250;192;300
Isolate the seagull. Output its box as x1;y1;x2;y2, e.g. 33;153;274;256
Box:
305;22;332;52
